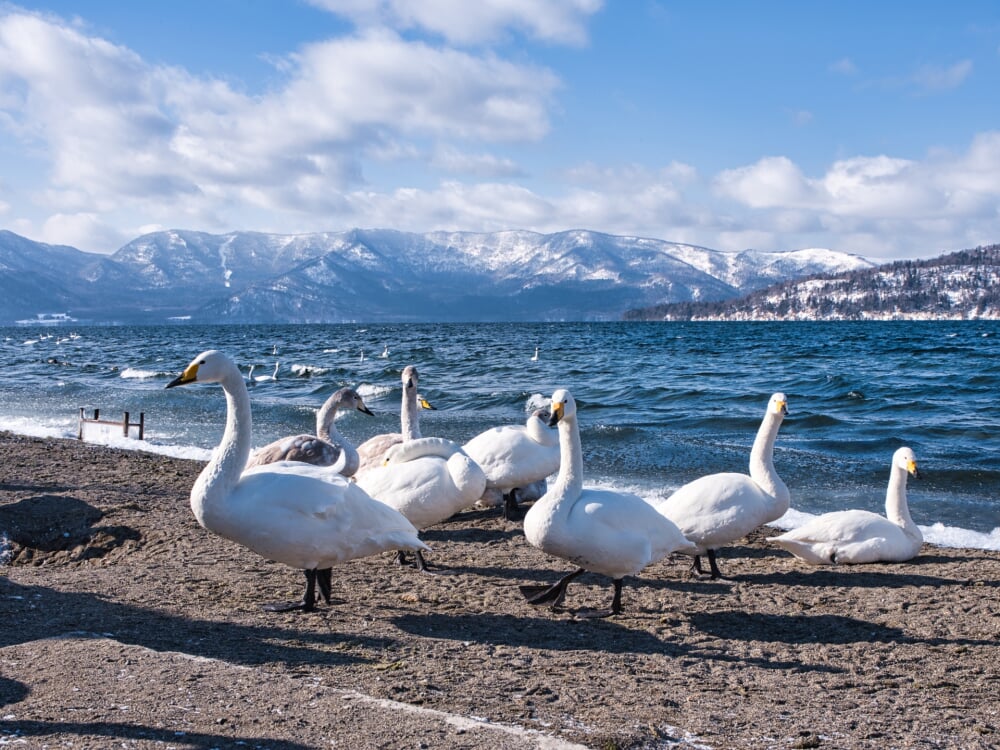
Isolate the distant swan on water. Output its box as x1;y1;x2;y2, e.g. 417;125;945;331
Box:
380;344;390;358
253;362;280;382
531;346;539;361
165;350;428;612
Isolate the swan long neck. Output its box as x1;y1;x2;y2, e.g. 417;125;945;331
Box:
316;400;342;444
192;370;253;521
401;386;420;440
316;399;360;476
549;413;584;509
748;409;789;510
526;415;558;446
885;465;917;534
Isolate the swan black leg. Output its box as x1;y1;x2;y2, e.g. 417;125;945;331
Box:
262;568;319;613
519;567;585;609
575;578;624;619
706;549;723;579
502;490;520;520
692;551;724;579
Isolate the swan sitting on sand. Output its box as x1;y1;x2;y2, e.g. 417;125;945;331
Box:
166;350;428;612
769;447;922;565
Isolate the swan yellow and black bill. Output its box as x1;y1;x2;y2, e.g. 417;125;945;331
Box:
547;401;565;427
418;396;436;410
166;363;199;389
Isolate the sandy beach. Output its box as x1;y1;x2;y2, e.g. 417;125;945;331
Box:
1;431;998;749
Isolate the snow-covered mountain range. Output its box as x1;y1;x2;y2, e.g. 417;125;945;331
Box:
626;244;1000;320
0;228;874;324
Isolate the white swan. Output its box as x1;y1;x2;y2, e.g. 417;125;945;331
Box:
253;361;280;382
652;392;789;579
355;365;435;474
355;436;487;571
768;447;922;565
380;344;390;359
462;408;560;519
521;389;696;617
165;350;428;612
244;387;374;475
530;346;539;362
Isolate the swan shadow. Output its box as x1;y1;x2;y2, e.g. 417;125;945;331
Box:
735;567;972;589
0;495;142;560
392;610;687;656
688;610;997;649
0;578;392;667
0;676;28;707
419;525;522;545
2;719;315;750
389;611;842;673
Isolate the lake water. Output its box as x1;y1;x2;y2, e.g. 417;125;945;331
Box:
2;321;998;550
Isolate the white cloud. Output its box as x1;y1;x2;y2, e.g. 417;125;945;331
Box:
0;10;559;248
829;57;858;75
912;59;973;92
306;0;603;45
713;157;814;208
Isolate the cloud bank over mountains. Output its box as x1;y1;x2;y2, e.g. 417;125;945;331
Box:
0;2;998;260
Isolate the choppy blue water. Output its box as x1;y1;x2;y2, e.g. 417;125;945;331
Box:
2;321;998;548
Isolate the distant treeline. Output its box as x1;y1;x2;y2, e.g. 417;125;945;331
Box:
625;244;1000;321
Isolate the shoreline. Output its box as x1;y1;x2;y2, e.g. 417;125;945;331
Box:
3;424;998;553
2;432;999;748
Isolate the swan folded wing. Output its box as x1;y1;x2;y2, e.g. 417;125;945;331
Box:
384;437;462;464
228;466;427;567
247;435;343;469
568;490;698;564
355;432;404;472
658;474;771;539
769;510;917;564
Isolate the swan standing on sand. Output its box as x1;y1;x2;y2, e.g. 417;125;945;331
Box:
355;365;435;473
652;392;789;579
520;389;696;618
165;350;428;612
463;408;560;519
769;447;922;564
355;436;486;571
245;387;374;475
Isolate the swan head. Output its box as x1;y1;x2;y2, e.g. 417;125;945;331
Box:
166;349;235;388
546;389;576;426
417;395;437;410
334;387;374;416
893;447;919;479
402;365;419;388
769;392;789;417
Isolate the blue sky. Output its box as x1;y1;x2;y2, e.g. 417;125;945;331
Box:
1;1;998;259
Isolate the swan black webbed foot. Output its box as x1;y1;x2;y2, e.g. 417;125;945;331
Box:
691;551;724;580
519;567;585;610
262;568;335;613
